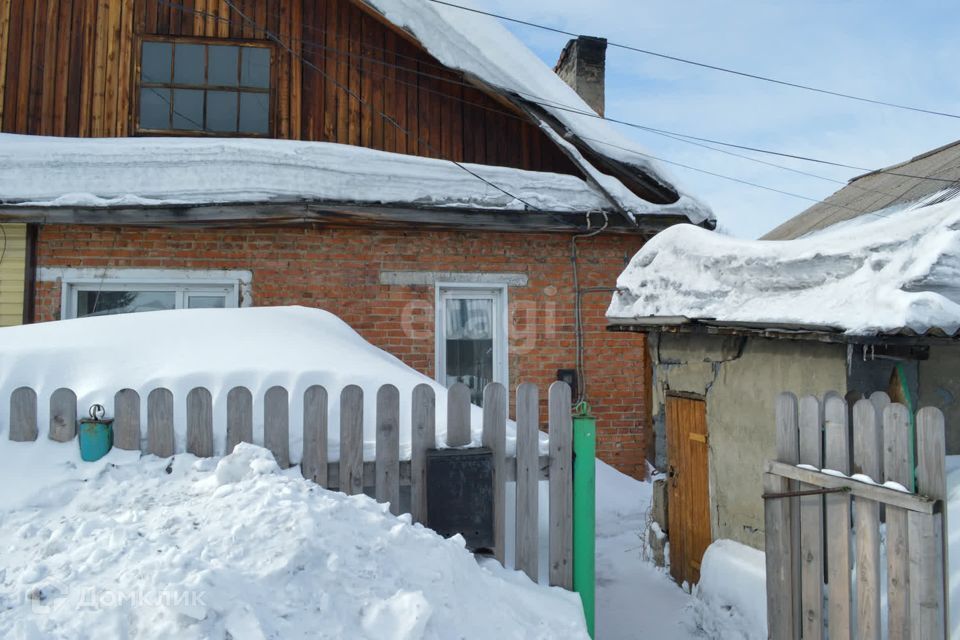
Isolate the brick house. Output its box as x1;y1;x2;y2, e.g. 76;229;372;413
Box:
0;0;711;478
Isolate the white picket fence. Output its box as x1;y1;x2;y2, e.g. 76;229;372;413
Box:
765;391;948;640
6;380;575;589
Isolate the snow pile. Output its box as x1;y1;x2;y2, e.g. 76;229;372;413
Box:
0;306;537;461
0;441;587;639
0;134;610;213
363;0;712;224
608;196;960;335
691;540;767;640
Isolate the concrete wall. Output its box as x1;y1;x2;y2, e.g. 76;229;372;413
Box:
649;333;847;549
919;344;960;453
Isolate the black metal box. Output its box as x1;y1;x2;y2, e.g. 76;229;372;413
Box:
425;447;494;553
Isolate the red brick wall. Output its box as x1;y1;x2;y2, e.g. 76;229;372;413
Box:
34;224;651;478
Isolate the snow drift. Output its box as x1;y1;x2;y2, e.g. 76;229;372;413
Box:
0;306;532;461
607;196;960;335
0;441;587;639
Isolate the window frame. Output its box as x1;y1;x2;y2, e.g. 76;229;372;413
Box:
61;275;242;320
134;35;275;138
434;283;509;401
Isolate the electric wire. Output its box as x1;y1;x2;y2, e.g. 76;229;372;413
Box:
427;0;960;120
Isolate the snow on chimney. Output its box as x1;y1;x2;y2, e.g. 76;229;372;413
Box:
554;36;607;116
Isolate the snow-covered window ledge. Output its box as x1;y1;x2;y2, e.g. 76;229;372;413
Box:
37;268;253;320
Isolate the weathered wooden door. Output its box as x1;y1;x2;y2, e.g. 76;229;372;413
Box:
665;394;711;586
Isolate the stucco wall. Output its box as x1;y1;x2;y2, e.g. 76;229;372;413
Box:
919;344;960;453
650;333;847;549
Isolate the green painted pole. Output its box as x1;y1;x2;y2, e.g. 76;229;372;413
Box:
573;402;596;638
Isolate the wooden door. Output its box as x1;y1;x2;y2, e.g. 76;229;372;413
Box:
666;394;711;586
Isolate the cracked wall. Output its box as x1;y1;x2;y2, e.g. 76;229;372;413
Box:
649;333;847;549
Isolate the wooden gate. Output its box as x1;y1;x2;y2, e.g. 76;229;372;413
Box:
665;393;711;585
765;391;948;639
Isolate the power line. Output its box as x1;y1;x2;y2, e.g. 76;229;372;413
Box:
219;0;542;212
157;0;960;187
427;0;960;121
157;0;954;218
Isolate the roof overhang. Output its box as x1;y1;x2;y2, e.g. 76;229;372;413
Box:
0;200;689;234
607;316;960;346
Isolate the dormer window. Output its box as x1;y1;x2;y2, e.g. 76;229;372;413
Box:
137;39;272;136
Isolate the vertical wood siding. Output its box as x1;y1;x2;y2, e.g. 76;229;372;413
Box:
0;223;26;327
0;0;578;174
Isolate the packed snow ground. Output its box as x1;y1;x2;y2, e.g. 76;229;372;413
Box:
0;440;588;640
608;194;960;335
0;306;541;461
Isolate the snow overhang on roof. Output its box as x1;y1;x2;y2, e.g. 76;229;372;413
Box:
0;134;614;211
606;196;960;339
356;0;714;227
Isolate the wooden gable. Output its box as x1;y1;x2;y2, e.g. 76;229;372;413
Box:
0;0;579;176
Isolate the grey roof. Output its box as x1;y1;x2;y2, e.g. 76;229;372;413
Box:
762;139;960;240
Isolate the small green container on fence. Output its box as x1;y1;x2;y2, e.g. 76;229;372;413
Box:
573;401;596;639
79;404;113;462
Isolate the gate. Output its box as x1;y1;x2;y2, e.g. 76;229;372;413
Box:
764;391;948;639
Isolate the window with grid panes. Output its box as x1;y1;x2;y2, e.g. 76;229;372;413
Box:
138;39;271;135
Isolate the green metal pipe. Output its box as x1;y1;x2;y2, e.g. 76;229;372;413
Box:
573;403;596;638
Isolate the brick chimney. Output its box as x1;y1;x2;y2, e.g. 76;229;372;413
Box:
554;36;608;116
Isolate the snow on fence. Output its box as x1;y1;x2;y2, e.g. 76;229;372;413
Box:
6;381;574;589
764;391;948;640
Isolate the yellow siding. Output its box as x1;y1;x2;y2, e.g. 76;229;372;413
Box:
0;224;26;326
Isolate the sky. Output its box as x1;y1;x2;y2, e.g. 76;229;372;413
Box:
470;0;960;238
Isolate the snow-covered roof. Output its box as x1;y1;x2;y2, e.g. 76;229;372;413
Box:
0;306;541;460
0;134;611;213
607;195;960;337
362;0;712;225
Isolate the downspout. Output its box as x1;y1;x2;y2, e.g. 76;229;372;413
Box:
22;223;38;324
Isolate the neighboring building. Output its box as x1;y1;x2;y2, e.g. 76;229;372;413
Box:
0;223;27;326
606;150;960;582
0;0;712;478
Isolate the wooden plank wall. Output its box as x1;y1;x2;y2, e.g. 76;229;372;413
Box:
0;0;578;175
0;223;26;327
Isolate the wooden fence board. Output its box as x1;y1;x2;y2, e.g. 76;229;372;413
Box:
446;382;471;447
114;388;141;451
548;381;573;589
767;392;798;640
9;387;37;442
339;385;363;496
883;403;911;640
853;399;881;640
264;386;290;468
226;386;253;454
186;387;213;457
482;382;507;565
147;387;174;457
48;388;77;443
764;472;795;640
515;382;540;582
376;384;400;514
301;385;328;487
410;383;435;524
824;393;852;640
913;407;947;639
798;394;824;640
